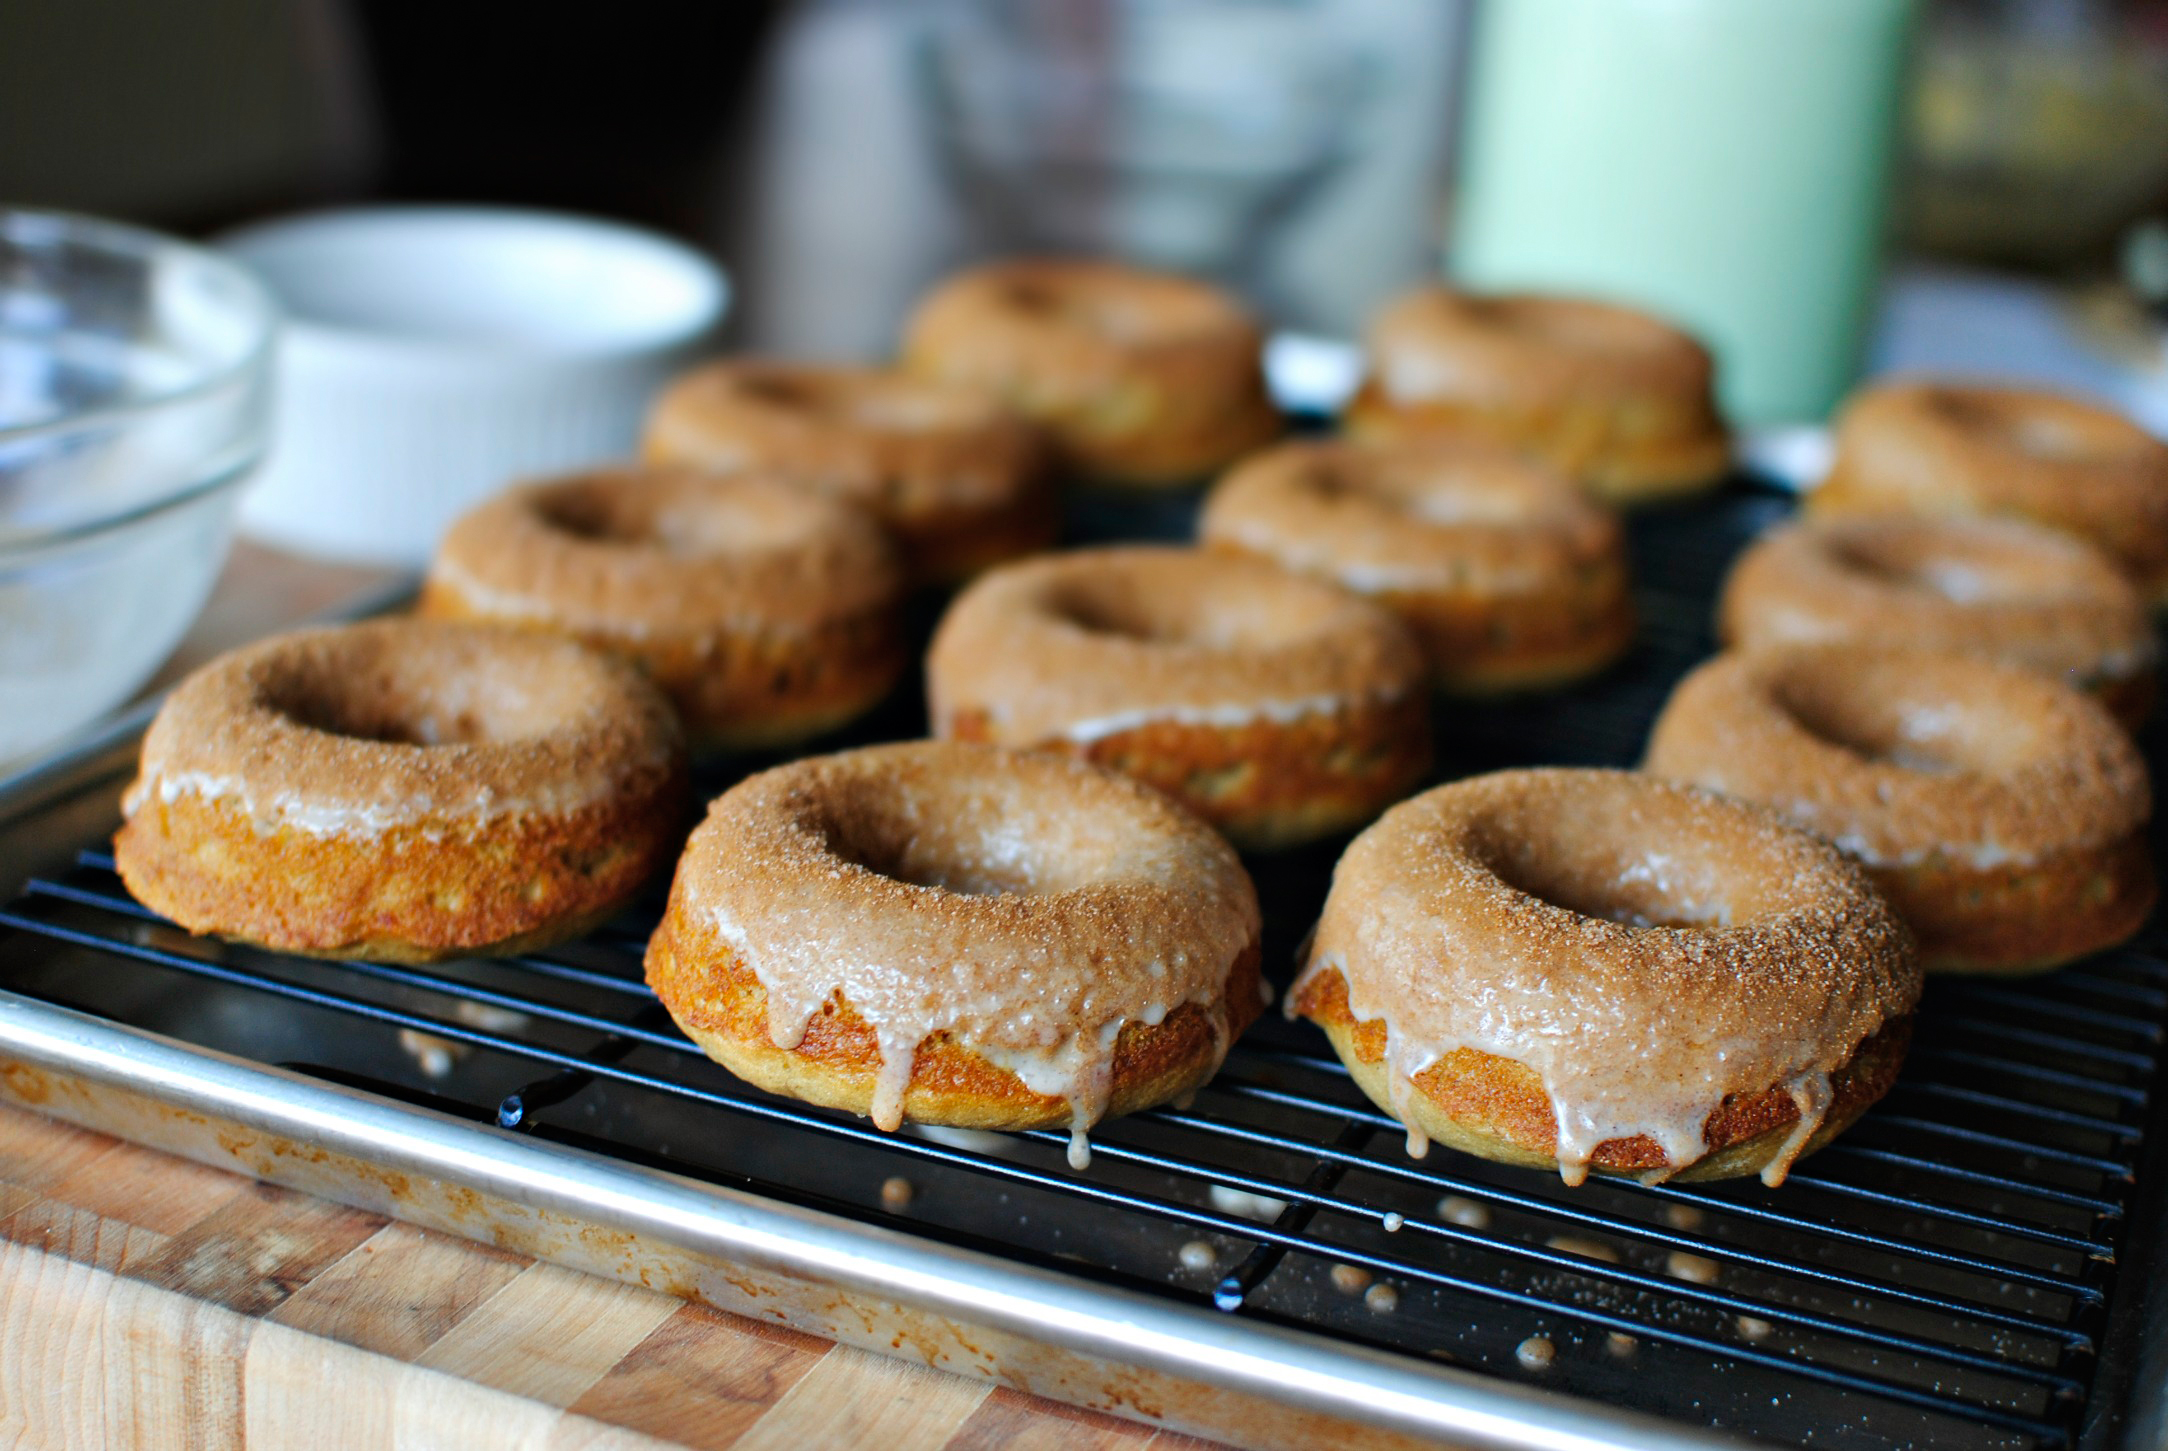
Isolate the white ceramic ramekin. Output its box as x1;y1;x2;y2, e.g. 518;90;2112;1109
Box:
221;206;728;565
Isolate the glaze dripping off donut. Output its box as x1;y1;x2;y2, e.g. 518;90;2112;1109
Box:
1291;769;1919;1185
645;741;1264;1167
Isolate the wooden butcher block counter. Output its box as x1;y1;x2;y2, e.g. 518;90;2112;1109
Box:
0;1105;1224;1450
0;546;1231;1451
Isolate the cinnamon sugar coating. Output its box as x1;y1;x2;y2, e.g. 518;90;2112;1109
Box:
647;742;1262;1161
926;546;1430;846
422;468;906;750
1812;379;2168;602
115;619;686;961
1199;437;1636;692
1720;515;2155;720
1343;287;1730;505
1291;769;1919;1184
1646;645;2155;972
642;361;1056;582
901;259;1282;487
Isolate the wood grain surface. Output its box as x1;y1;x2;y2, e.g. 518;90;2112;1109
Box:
0;1104;1231;1450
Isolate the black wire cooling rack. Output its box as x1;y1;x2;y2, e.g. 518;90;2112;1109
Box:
0;481;2162;1450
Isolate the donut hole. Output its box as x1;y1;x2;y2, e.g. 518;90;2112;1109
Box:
1824;530;2060;606
808;775;1118;899
261;643;572;748
1459;780;1828;930
1475;829;1736;930
1039;574;1301;651
1767;659;2036;777
1047;586;1186;644
1304;456;1542;529
530;474;818;558
534;487;650;545
825;827;1037;897
1927;389;2131;465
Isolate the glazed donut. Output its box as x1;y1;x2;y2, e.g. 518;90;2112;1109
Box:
115;620;686;963
1646;645;2154;975
641;361;1056;583
422;468;906;752
926;546;1431;850
645;741;1263;1166
1343;287;1731;506
1719;515;2157;726
1198;437;1636;693
1811;379;2168;604
1290;768;1919;1185
900;259;1282;487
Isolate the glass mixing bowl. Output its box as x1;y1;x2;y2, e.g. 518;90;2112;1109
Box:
0;210;276;769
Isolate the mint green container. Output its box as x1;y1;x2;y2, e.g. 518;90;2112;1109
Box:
1451;0;1917;426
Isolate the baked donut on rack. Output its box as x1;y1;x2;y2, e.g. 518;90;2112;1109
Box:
900;259;1282;487
1810;379;2168;605
1343;286;1731;506
1290;769;1919;1185
645;741;1264;1166
926;546;1431;850
1719;515;2157;726
1198;436;1636;693
1646;645;2154;974
641;361;1055;583
422;467;907;752
115;619;686;963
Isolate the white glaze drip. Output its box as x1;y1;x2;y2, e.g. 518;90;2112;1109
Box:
1304;940;1880;1187
1762;1071;1833;1188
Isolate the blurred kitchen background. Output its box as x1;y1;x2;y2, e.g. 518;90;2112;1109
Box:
8;0;2166;414
8;0;2168;770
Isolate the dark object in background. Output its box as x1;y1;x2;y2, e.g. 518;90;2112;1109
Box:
349;2;784;240
1900;0;2168;270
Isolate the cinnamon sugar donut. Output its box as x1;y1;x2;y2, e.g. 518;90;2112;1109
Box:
1646;646;2154;975
115;620;686;964
900;259;1282;487
1290;769;1919;1185
645;741;1263;1166
422;468;906;752
1343;287;1731;506
642;361;1055;583
926;546;1431;850
1811;379;2168;604
1720;515;2157;726
1199;437;1635;693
